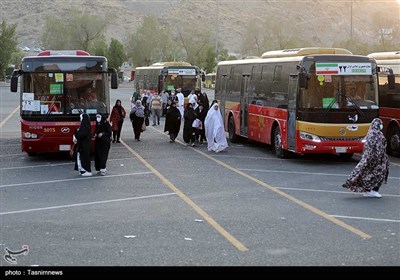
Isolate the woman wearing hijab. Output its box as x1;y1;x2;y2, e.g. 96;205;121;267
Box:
110;99;126;143
74;113;92;176
94;113;112;176
164;101;181;143
342;118;389;198
130;100;145;141
204;102;228;153
183;102;197;146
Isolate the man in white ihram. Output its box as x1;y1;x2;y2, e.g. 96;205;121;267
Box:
204;102;228;153
176;88;185;118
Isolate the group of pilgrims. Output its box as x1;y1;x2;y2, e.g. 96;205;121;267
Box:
71;90;391;199
72;88;229;177
129;88;228;153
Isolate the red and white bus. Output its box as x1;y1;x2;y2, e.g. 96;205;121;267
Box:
10;50;118;155
215;47;392;158
368;51;400;156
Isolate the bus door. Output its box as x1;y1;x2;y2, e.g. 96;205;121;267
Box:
287;74;298;151
240;75;250;136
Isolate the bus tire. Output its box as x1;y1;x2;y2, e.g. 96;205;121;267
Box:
387;126;400;156
228;116;239;143
273;126;287;158
27;152;37;156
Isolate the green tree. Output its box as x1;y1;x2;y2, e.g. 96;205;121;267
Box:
107;38;126;70
0;20;18;80
91;36;108;56
41;9;109;52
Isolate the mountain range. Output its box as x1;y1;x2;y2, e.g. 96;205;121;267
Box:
1;0;399;55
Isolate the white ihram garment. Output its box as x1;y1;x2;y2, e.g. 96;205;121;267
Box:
204;103;228;153
176;92;185;118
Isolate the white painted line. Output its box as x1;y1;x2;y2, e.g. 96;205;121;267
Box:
239;168;400;180
276;187;400;198
0;172;153;188
0;153;26;157
331;215;400;223
0;157;136;170
213;155;278;160
0;192;176;216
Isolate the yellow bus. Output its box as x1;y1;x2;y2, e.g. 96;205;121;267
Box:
203;72;216;89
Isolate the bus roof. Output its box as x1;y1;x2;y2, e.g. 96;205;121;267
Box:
261;47;352;58
217;56;304;66
367;51;400;60
151;61;192;67
135;61;194;70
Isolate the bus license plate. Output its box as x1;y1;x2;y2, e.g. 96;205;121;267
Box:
335;147;346;153
59;144;71;151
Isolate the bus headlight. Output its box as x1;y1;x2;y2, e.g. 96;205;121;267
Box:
299;131;321;142
22;132;38;139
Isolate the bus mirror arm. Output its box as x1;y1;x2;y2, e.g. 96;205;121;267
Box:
387;69;395;89
10;69;22;93
298;72;308;89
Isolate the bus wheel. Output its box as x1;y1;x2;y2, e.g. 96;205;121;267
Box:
273;126;287;158
228;116;239;143
27;152;37;156
338;153;354;160
387;126;400;156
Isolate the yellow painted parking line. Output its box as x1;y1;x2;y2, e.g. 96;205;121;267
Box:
0;105;19;128
192;147;371;239
120;139;248;252
151;127;371;239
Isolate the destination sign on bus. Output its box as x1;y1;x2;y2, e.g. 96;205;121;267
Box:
316;63;372;75
168;68;196;75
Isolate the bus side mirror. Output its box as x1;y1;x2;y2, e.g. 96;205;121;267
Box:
111;72;118;89
388;73;395;90
201;73;206;82
10;76;18;92
299;72;307;89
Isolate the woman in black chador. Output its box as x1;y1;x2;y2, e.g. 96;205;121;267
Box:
94;113;111;176
74;113;92;176
164;101;181;143
183;102;197;146
342;118;390;198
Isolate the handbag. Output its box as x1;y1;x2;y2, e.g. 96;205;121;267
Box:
192;118;203;129
141;121;146;132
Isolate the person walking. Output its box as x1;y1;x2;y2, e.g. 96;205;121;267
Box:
204;102;228;153
130;100;145;141
110;99;126;143
342;118;390;198
164;101;181;143
73;113;92;176
150;92;162;126
183;102;197;146
94;113;112;176
194;103;207;144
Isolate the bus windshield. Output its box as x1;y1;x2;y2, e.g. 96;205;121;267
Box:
300;69;378;110
165;75;199;93
21;72;107;117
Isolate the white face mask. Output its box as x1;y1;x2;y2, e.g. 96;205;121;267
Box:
379;124;383;130
96;115;101;123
